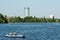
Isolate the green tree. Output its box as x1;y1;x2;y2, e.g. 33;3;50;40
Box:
0;19;3;23
4;15;8;23
0;13;4;19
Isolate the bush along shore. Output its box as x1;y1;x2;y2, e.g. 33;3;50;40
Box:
0;13;60;23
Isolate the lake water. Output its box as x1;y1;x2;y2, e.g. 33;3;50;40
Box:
0;23;60;40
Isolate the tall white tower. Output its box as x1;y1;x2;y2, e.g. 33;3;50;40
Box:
24;7;30;17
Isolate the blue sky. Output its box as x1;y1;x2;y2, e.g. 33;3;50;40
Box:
0;0;60;18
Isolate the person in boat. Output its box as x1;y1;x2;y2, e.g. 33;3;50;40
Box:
13;32;17;35
9;33;13;35
5;34;11;37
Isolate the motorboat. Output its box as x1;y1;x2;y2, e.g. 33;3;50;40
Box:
5;32;25;38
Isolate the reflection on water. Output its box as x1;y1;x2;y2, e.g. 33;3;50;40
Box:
0;23;60;40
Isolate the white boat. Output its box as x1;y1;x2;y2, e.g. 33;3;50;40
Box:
5;34;25;38
5;33;25;38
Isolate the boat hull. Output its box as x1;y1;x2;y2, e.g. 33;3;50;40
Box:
5;35;25;38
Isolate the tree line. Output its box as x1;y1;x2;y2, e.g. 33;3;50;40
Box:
0;13;60;23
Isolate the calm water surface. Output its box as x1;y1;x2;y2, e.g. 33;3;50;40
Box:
0;23;60;40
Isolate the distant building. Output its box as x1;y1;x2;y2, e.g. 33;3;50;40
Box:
49;15;54;19
24;7;30;17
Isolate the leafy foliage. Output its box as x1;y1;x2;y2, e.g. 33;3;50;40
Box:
0;13;60;23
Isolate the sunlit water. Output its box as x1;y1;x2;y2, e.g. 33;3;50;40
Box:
0;23;60;40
